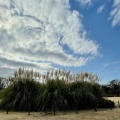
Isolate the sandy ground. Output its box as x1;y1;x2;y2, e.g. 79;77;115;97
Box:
0;97;120;120
0;108;120;120
105;97;120;106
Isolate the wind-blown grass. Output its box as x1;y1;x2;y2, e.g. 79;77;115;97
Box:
0;68;115;114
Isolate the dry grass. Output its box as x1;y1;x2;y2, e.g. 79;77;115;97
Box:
0;108;120;120
0;97;120;120
105;97;120;106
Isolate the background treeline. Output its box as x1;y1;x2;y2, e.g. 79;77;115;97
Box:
102;79;120;97
0;77;5;90
0;68;115;114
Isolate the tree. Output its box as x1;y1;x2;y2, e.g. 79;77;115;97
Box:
109;79;120;96
102;79;120;97
0;77;4;90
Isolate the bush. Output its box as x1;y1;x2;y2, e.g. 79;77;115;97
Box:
0;79;40;111
36;80;68;114
98;98;115;108
0;74;115;113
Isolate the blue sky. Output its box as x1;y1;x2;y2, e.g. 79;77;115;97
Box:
0;0;120;84
70;0;120;83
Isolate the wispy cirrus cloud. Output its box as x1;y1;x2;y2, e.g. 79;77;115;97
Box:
97;4;105;14
0;0;99;77
109;0;120;26
76;0;92;6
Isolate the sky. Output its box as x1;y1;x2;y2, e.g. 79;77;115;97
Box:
0;0;120;84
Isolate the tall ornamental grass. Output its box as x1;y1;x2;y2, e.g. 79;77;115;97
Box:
0;68;115;114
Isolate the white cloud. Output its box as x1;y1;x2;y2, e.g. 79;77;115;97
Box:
109;0;120;26
0;0;99;77
97;5;105;14
76;0;92;6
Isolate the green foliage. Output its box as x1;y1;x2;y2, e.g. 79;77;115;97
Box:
36;80;68;114
0;79;40;111
102;79;120;97
0;68;115;113
98;98;115;108
0;77;4;90
68;82;98;111
69;81;102;98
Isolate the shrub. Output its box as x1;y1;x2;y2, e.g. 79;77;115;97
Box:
0;68;115;113
98;98;115;108
0;79;40;111
36;80;68;114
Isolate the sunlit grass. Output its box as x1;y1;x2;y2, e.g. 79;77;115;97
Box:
105;97;120;106
0;108;120;120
